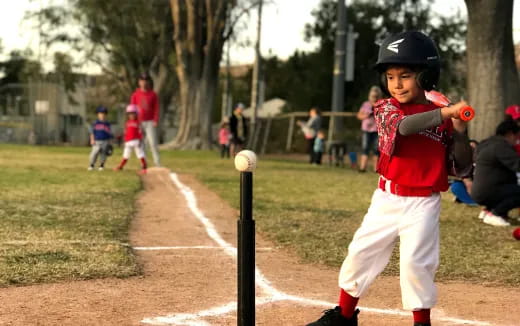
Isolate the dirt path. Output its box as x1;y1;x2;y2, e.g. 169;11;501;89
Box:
0;168;518;326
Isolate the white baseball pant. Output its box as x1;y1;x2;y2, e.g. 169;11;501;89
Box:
123;139;146;159
338;188;440;311
141;120;160;166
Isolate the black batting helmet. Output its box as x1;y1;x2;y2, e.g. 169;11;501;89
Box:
375;31;440;93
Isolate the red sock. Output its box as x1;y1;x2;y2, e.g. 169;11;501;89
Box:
118;159;128;169
140;158;147;170
413;309;430;324
338;289;359;319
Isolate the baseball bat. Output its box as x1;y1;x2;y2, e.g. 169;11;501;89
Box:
424;90;475;121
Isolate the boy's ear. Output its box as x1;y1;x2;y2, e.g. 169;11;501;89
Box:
416;69;439;91
379;73;390;96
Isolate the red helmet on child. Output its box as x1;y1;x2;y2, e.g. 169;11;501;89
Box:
126;104;139;114
505;105;520;120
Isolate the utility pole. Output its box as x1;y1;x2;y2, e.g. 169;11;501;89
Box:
222;40;232;121
249;0;263;149
328;0;347;143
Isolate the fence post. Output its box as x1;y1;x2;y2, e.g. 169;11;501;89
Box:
260;118;272;155
286;115;295;152
327;114;335;150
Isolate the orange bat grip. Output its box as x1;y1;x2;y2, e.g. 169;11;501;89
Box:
460;106;475;121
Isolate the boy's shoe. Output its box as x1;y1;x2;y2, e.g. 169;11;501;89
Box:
478;209;488;220
483;212;510;226
87;166;94;171
306;307;359;326
98;167;104;171
414;323;431;326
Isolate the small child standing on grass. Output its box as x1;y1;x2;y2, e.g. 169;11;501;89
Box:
312;130;326;165
88;106;112;171
113;104;148;175
218;121;231;158
306;31;473;326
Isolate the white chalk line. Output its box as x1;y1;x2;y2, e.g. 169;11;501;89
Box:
133;246;273;252
140;172;495;326
1;240;129;246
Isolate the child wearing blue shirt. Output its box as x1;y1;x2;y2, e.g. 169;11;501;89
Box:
88;106;112;171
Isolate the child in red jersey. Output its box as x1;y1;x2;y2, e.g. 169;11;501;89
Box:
114;104;148;174
307;31;473;326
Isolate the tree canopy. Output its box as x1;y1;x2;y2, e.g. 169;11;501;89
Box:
228;0;467;113
0;50;42;86
30;0;176;112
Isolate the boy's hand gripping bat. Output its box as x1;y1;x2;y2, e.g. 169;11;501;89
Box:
425;90;475;121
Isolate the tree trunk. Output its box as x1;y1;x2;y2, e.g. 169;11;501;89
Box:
465;0;520;140
153;62;173;144
162;0;231;150
199;1;227;149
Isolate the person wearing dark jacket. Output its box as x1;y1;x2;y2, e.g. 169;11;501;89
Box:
229;103;248;156
472;120;520;226
297;107;322;164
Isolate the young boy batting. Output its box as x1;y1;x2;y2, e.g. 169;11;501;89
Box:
306;31;473;326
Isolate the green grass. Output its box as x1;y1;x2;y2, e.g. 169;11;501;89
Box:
0;144;141;286
2;146;519;287
161;150;520;286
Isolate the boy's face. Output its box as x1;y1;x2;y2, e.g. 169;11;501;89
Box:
128;112;137;120
97;112;106;120
385;66;425;104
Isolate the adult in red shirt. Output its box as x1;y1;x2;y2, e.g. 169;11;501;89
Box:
130;73;160;166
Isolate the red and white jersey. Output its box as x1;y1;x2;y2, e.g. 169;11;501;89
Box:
124;119;143;142
375;98;453;192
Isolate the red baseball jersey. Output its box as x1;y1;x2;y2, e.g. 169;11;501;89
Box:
375;98;453;192
124;119;143;142
130;89;159;123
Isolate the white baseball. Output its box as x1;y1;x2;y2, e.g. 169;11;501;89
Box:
234;150;257;172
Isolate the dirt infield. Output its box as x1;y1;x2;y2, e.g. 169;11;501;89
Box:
0;168;518;325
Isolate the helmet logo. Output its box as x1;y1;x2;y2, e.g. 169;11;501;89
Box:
387;38;405;53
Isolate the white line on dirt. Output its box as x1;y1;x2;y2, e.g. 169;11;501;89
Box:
133;246;273;251
140;173;494;326
1;240;128;246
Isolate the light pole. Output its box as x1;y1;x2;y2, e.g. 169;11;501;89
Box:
328;0;347;144
249;0;263;149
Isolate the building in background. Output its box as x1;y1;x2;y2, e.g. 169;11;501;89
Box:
0;81;88;145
